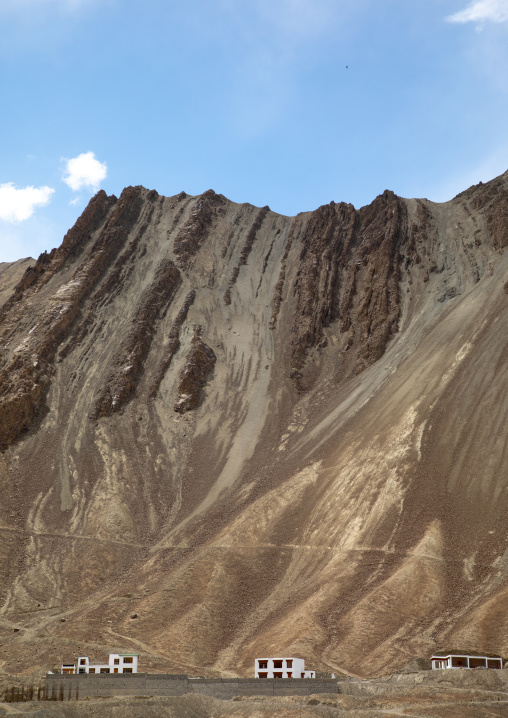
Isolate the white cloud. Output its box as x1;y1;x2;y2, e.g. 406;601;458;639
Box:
446;0;508;24
62;151;107;192
0;183;55;223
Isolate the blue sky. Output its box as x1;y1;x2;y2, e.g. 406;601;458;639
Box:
1;0;508;262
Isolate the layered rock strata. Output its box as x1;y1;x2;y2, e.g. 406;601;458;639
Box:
1;174;508;681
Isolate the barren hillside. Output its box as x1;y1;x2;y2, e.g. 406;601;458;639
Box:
1;172;508;678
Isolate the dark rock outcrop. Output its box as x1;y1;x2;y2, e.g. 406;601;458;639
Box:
0;186;144;449
173;190;226;267
0;190;116;317
224;206;269;305
174;329;216;413
150;290;196;397
93;259;181;418
275;191;406;388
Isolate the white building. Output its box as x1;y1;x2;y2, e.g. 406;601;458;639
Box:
255;657;315;679
61;653;139;674
431;653;502;670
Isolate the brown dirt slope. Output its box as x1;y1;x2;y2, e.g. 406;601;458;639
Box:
1;173;508;680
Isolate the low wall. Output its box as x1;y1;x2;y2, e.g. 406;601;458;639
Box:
44;673;338;700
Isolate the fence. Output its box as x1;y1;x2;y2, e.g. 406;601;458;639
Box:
41;673;338;700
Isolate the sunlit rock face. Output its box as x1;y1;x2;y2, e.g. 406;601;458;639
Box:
1;172;508;678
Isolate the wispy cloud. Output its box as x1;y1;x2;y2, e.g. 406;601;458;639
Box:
0;183;55;223
215;0;359;138
0;0;92;8
253;0;339;39
220;0;355;45
446;0;508;24
62;152;107;192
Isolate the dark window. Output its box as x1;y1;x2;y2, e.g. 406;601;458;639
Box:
451;657;467;667
273;672;283;678
114;659;120;665
258;672;268;678
488;659;502;669
258;661;268;669
78;668;85;673
89;668;95;674
100;668;110;674
123;657;133;664
123;668;133;673
79;659;86;665
286;660;292;668
273;661;283;668
469;658;486;669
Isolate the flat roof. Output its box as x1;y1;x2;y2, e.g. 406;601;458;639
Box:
431;654;502;659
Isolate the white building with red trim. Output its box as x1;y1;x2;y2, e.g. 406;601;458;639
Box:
61;653;138;674
255;657;315;679
431;653;502;670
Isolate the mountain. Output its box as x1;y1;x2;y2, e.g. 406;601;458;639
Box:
1;172;508;678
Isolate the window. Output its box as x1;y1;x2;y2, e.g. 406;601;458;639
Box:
100;668;110;673
89;668;95;674
79;659;86;665
123;657;133;664
286;660;292;668
451;657;467;667
258;672;268;678
114;659;120;665
124;668;133;673
258;661;268;669
273;660;282;668
78;668;85;674
488;659;502;669
273;672;283;678
469;658;486;669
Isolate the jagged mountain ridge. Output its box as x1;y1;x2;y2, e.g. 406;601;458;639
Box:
1;172;508;678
